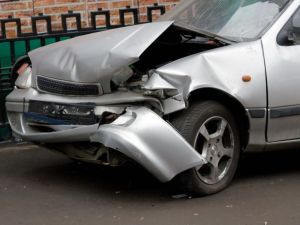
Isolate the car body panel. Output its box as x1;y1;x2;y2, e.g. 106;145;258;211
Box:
152;40;267;109
6;88;162;109
262;0;300;142
29;21;173;94
145;40;267;151
90;107;206;182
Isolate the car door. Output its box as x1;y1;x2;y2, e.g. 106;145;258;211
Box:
262;3;300;142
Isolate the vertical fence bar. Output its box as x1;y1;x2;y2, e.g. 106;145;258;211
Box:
25;39;30;53
119;6;139;26
147;3;166;22
0;16;22;39
61;11;82;32
91;8;111;29
40;37;46;46
32;13;52;35
9;40;15;65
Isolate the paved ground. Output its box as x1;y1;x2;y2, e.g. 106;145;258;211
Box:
0;143;300;225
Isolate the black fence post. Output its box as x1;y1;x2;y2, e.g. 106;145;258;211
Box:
119;6;139;26
147;3;166;22
91;8;111;29
31;13;52;35
61;11;82;32
0;16;22;39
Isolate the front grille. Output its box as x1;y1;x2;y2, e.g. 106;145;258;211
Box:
37;76;101;96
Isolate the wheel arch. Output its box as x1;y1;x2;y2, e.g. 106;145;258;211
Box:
187;87;250;151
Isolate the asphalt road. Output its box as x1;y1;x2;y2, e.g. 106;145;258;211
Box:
0;143;300;225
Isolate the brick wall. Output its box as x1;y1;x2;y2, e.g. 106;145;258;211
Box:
0;0;180;38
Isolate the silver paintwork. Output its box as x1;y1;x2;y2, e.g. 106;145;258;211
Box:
7;0;300;182
261;0;300;142
90;107;206;182
151;40;267;109
6;88;163;111
29;21;173;94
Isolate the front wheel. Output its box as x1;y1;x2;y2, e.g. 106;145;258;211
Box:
172;101;240;196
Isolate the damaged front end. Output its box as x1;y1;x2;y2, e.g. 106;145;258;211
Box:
6;21;228;182
6;98;205;182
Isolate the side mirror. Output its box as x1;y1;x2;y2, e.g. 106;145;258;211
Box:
289;14;300;44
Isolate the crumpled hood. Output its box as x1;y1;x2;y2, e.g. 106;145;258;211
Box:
29;21;173;94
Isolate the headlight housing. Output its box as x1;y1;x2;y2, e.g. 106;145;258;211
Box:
15;63;32;89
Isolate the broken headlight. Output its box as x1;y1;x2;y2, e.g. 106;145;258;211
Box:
15;63;32;89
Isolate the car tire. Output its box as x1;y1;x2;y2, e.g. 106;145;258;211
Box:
172;101;240;196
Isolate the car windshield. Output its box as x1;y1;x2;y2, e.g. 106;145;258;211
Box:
160;0;290;42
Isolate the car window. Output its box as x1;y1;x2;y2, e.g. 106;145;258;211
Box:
277;7;300;46
160;0;290;42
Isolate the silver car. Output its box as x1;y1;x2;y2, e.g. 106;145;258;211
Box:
6;0;300;195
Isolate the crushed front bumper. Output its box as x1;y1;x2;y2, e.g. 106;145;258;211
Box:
6;89;205;182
